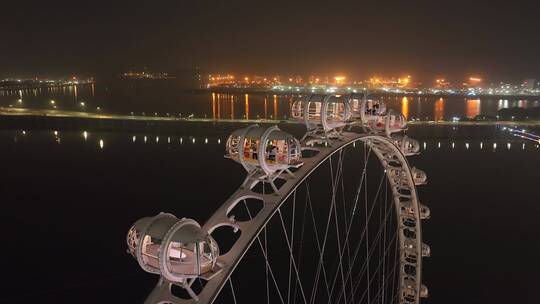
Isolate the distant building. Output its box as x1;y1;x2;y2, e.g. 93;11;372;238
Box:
434;78;451;89
466;77;482;88
121;71;174;80
522;79;536;90
308;75;321;84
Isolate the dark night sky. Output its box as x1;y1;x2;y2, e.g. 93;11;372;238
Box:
1;0;539;82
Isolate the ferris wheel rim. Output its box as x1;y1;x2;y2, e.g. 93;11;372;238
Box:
173;132;424;304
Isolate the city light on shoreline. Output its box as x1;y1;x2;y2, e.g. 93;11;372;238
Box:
204;73;540;96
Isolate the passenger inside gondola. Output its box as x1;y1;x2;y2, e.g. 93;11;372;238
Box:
364;99;386;116
243;139;259;162
267;143;277;161
265;140;285;164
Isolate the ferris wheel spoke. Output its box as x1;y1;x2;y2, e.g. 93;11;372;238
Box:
381;266;399;304
293;184;310;304
307;182;331;304
340;170;355;301
287;190;297;304
363;143;372;304
242;200;286;304
374;179;388;304
388;228;400;304
346;228;389;304
335;165;385;303
306;153;347;304
277;207;309;304
367;256;399;304
324;150;349;304
379;181;388;304
312;151;347;303
350;213;398;304
260;179;271;304
331;151;348;304
264;226;270;304
229;277;238;304
389;284;401;304
348;145;372;235
369;265;399;304
355;187;397;301
349;230;398;304
340;143;373;300
336;172;391;304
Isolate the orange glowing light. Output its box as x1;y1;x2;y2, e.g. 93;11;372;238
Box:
401;97;409;119
434;98;444;121
469;77;482;82
264;97;268;119
230;95;234;119
212;93;216;120
466;99;481;118
244;94;250;120
273;95;278;119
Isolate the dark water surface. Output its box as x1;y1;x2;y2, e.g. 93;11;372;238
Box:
0;125;539;303
1;81;540;121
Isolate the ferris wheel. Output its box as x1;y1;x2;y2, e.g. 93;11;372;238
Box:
127;93;430;304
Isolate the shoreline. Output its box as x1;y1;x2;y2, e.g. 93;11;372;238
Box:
2;107;540;126
197;88;540;98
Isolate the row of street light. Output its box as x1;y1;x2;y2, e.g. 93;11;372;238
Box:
6;98;101;112
13;129;540;152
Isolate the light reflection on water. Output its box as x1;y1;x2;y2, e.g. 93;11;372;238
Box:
466;99;481;118
434;98;444;121
401;97;409;119
2;83;540;121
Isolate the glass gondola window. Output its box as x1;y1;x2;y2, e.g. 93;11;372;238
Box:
165;241;198;276
388;112;407;129
141;234;161;269
326;100;348;122
375;116;385;127
308;101;322;120
243;139;259;162
367;99;373;113
127;227;139;256
289;138;301;160
227;135;240;156
265;139;288;164
350;97;360;113
365;99;385;116
291;99;304;119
